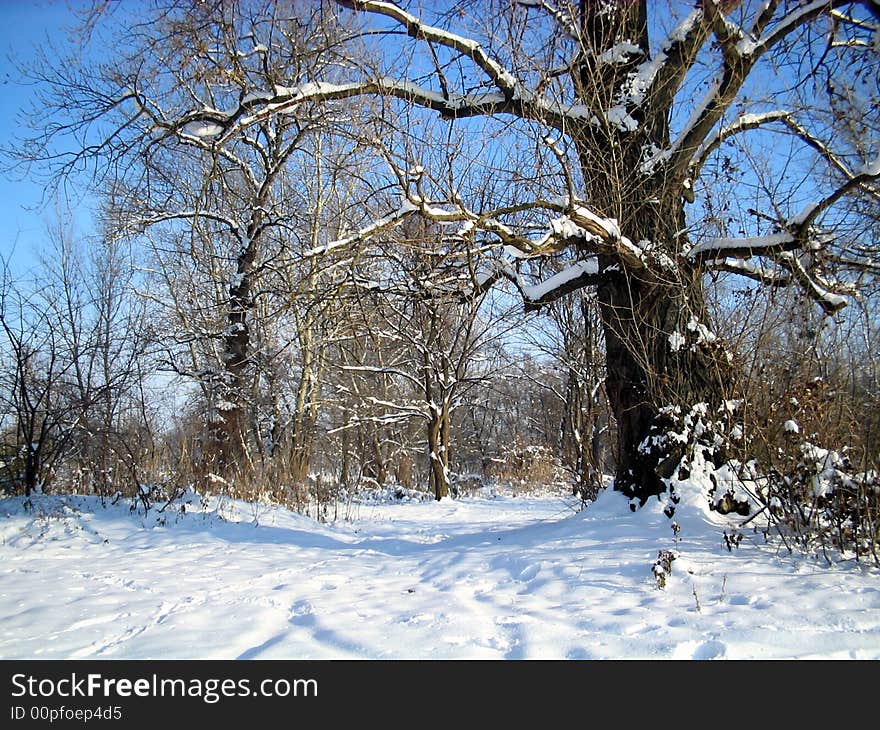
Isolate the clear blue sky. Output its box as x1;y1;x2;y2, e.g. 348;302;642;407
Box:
0;0;86;275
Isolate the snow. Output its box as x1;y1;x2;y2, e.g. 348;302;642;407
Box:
735;36;758;56
663;75;723;161
304;200;418;257
605;105;639;133
570;206;621;239
181;121;224;139
519;259;598;302
784;419;800;434
668;330;685;352
549;215;585;239
788;203;819;227
687;317;717;345
861;153;880;177
667;8;702;44
688;232;794;259
1;488;878;659
598;42;642;65
241;90;274;105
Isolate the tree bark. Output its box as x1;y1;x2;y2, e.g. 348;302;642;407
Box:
427;405;451;500
210;260;252;475
596;253;731;504
567;0;732;504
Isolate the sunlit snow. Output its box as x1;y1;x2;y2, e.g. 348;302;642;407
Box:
1;488;878;659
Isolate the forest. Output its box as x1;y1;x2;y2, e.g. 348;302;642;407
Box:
1;0;878;567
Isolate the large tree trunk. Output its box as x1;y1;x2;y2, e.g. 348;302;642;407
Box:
569;0;733;505
210;264;251;476
210;209;265;477
597;253;731;504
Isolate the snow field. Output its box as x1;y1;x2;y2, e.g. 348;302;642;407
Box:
1;487;879;660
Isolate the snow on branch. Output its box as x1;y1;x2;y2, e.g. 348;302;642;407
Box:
504;258;601;308
304;201;419;258
182;78;529;142
777;251;849;314
709;257;793;287
688;110;793;179
705;249;848;313
791;158;880;229
174;2;613;140
336;1;524;99
360;396;428;418
128;210;245;241
688;232;799;262
692;229;854;313
645;7;710;112
689;112;880;204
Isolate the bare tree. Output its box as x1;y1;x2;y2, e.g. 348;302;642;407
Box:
34;214;154;496
166;0;878;504
0;263;77;496
338;219;499;499
4;1;377;483
538;291;611;498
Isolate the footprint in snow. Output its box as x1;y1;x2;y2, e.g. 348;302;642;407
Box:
692;640;727;660
672;639;726;660
289;600;315;627
518;564;541;582
727;594;753;606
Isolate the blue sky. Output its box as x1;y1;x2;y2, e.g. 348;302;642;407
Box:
0;0;84;275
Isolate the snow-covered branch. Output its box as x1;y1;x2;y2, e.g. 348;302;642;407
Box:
129;210;244;241
304;201;419;258
692;228;856;313
688;110;793;180
708;257;793;287
361;396;429;418
503;258;602;309
792;155;880;229
690;111;880;204
337;1;524;100
776;251;849;314
645;7;710;113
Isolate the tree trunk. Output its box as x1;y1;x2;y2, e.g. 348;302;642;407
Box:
570;0;732;505
209;263;251;476
427;407;451;500
597;254;731;504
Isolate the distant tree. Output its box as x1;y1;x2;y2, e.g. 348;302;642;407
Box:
4;1;378;484
338;219;499;499
0;264;76;496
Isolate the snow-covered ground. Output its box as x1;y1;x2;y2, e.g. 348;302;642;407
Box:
1;485;878;659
